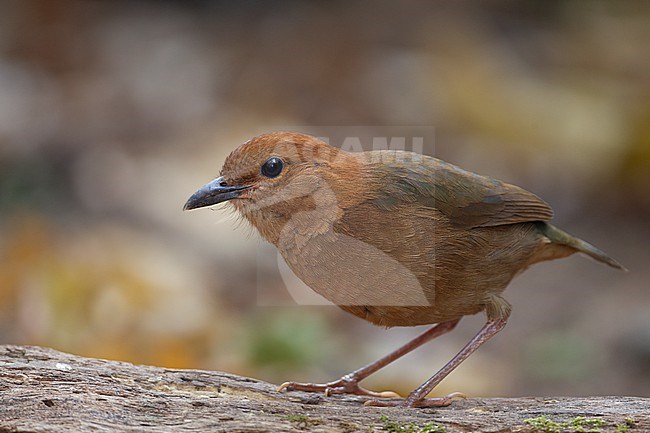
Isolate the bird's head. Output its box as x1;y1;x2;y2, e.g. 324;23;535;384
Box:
184;132;359;242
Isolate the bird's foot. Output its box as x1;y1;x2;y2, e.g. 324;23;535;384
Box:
278;375;400;399
364;391;466;408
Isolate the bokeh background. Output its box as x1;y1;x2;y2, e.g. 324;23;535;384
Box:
1;1;649;398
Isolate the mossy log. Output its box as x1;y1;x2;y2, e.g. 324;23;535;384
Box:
0;345;647;432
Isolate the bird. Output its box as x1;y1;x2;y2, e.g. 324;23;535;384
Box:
184;131;624;408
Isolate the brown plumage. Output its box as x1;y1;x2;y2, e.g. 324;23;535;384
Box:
184;131;624;407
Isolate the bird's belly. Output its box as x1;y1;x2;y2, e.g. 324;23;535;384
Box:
277;221;546;327
279;230;433;309
278;231;490;326
338;304;482;327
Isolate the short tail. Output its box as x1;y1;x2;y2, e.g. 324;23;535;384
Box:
537;222;627;271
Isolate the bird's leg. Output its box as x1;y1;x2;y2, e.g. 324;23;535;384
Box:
278;319;459;399
365;314;508;407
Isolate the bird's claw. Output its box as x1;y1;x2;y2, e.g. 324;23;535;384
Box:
277;378;400;399
363;391;467;408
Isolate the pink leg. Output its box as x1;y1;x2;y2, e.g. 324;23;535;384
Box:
366;315;509;407
278;319;460;398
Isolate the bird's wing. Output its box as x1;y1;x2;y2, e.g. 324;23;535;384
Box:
366;152;553;229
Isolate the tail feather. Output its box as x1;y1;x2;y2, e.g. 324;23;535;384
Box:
537;222;627;271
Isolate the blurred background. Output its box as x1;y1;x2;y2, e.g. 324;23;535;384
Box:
0;0;649;398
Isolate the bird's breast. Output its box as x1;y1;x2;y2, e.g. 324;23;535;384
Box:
258;199;548;327
276;216;433;309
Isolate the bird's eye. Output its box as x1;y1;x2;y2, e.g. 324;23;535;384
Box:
261;157;284;178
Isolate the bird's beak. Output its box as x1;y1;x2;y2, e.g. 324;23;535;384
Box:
183;176;250;211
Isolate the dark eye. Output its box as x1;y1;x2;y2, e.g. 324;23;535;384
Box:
261;157;284;178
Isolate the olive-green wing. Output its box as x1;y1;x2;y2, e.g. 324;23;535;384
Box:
366;152;553;229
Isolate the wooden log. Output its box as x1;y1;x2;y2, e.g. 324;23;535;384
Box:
0;345;647;432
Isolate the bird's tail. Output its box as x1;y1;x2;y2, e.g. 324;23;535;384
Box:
537;222;626;271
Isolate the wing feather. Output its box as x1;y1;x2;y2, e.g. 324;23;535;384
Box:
365;152;553;229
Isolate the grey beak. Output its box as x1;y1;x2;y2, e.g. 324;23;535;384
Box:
183;176;249;211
